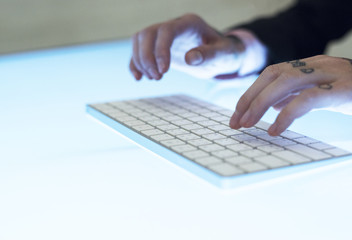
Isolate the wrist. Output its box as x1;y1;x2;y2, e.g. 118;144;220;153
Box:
220;29;268;78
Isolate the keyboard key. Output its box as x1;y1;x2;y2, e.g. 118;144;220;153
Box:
181;124;203;131
227;143;251;152
214;138;239;146
243;128;267;136
208;163;244;176
240;149;266;158
191;128;214;135
171;144;197;152
177;133;200;141
201;111;222;118
286;144;331;160
195;156;223;166
151;134;174;141
124;120;146;127
254;156;290;168
217;110;233;117
148;119;169;126
114;116;136;122
141;129;164;136
166;128;189;136
207;124;230;132
239;162;268;173
162;115;183;122
212;115;230;122
212;149;238;158
143;116;160;121
173;119;193;126
187;138;212;146
244;139;269;147
157;124;178;131
199;144;225;152
231;134;256;142
324;148;351;157
198;120;218;127
225;156;252;165
257;145;284;153
294;137;319;145
132;124;155;131
254;121;271;130
257;134;282;141
160;139;185;147
183;150;209;160
271;138;296;147
309;142;334;150
272;151;311;164
280;130;304;139
203;133;226;141
187;116;208;122
219;129;242;136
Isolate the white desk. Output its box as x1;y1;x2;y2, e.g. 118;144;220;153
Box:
1;40;352;240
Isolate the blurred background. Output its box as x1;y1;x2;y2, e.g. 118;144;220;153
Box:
0;0;351;56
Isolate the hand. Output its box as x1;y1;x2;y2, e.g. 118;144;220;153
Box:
129;14;244;80
229;55;352;136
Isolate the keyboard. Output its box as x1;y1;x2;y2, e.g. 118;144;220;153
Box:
87;94;352;188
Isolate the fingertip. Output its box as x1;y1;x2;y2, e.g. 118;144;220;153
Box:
229;112;241;129
239;111;253;128
157;59;168;74
268;124;279;136
149;68;162;80
185;50;204;66
131;70;142;80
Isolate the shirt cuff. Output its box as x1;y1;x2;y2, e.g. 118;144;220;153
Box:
227;29;268;77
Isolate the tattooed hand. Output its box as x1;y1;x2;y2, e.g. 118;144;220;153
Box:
230;55;352;136
129;14;245;80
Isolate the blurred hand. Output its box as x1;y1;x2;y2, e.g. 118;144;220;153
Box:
129;13;245;80
230;55;352;136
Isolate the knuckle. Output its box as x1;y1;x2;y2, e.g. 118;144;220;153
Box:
155;49;169;60
158;23;170;34
262;64;281;79
182;13;199;20
138;29;149;40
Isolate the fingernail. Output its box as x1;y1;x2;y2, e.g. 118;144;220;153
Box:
157;60;167;74
188;51;203;65
149;68;160;79
230;112;240;129
268;124;278;136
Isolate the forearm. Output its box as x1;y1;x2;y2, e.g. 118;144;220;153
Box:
231;0;352;64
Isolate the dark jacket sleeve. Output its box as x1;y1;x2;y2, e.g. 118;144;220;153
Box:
234;0;352;64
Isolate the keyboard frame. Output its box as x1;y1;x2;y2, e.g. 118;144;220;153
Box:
87;104;352;189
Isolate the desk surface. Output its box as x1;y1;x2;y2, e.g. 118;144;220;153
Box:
1;40;352;240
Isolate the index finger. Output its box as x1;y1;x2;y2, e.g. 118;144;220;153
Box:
230;64;281;129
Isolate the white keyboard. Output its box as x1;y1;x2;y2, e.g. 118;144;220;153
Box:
87;95;352;188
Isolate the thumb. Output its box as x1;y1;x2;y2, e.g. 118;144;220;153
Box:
185;45;216;66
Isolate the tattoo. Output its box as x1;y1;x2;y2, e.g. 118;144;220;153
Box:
287;59;306;68
319;83;333;90
287;59;314;74
300;68;315;74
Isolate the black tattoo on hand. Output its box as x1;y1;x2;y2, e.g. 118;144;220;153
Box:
287;59;306;68
319;83;333;90
300;68;314;74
